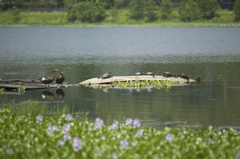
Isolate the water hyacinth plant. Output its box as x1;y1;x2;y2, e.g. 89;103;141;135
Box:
66;114;72;120
111;121;119;129
72;137;82;152
125;118;133;126
111;80;179;89
36;114;43;123
47;125;59;134
87;80;179;89
1;107;240;159
94;117;104;130
165;133;173;142
120;139;129;149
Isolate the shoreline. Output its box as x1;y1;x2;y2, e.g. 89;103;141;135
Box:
1;23;240;28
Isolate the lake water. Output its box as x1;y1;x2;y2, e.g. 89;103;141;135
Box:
0;27;240;129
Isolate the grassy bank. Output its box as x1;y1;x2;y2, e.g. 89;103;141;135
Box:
1;101;240;159
0;9;239;27
0;11;67;25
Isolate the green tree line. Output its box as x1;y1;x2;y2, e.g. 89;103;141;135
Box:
62;0;240;23
1;0;240;23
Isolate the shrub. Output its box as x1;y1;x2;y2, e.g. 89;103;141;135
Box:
115;0;131;8
128;0;145;20
233;0;240;21
145;0;159;22
197;0;219;19
67;8;77;22
179;0;200;22
161;0;173;20
66;1;106;23
10;6;21;22
96;0;115;9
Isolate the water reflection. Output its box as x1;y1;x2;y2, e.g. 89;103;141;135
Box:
40;89;65;103
56;88;65;101
102;88;111;93
41;90;55;102
100;87;155;93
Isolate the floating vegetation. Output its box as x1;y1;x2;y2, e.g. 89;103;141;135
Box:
0;88;4;93
15;87;25;94
1;105;240;159
113;80;179;89
0;84;25;94
5;86;26;94
85;80;179;89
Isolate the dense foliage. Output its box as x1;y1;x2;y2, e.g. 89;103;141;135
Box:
1;102;240;159
128;0;145;20
66;1;106;23
178;0;199;22
0;0;239;24
144;0;159;22
160;0;173;20
10;6;20;22
197;0;219;19
234;0;240;21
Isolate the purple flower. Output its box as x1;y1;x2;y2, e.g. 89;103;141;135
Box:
72;137;82;152
112;121;119;129
48;125;59;134
66;114;72;120
62;123;71;134
96;117;104;125
112;153;118;159
36;115;43;123
125;118;133;126
165;134;173;142
58;140;65;146
133;119;141;128
136;129;144;137
120;139;129;149
6;148;13;154
64;133;72;141
94;117;104;130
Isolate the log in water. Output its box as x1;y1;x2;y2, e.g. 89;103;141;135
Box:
0;79;76;90
79;75;197;85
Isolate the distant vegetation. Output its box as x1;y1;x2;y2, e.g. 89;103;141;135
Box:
0;0;240;26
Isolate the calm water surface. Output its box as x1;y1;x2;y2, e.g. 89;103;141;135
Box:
0;27;240;129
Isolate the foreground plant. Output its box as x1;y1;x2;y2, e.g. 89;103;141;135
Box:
0;109;240;159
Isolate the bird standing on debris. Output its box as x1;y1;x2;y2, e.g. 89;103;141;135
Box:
56;72;65;87
39;69;58;88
